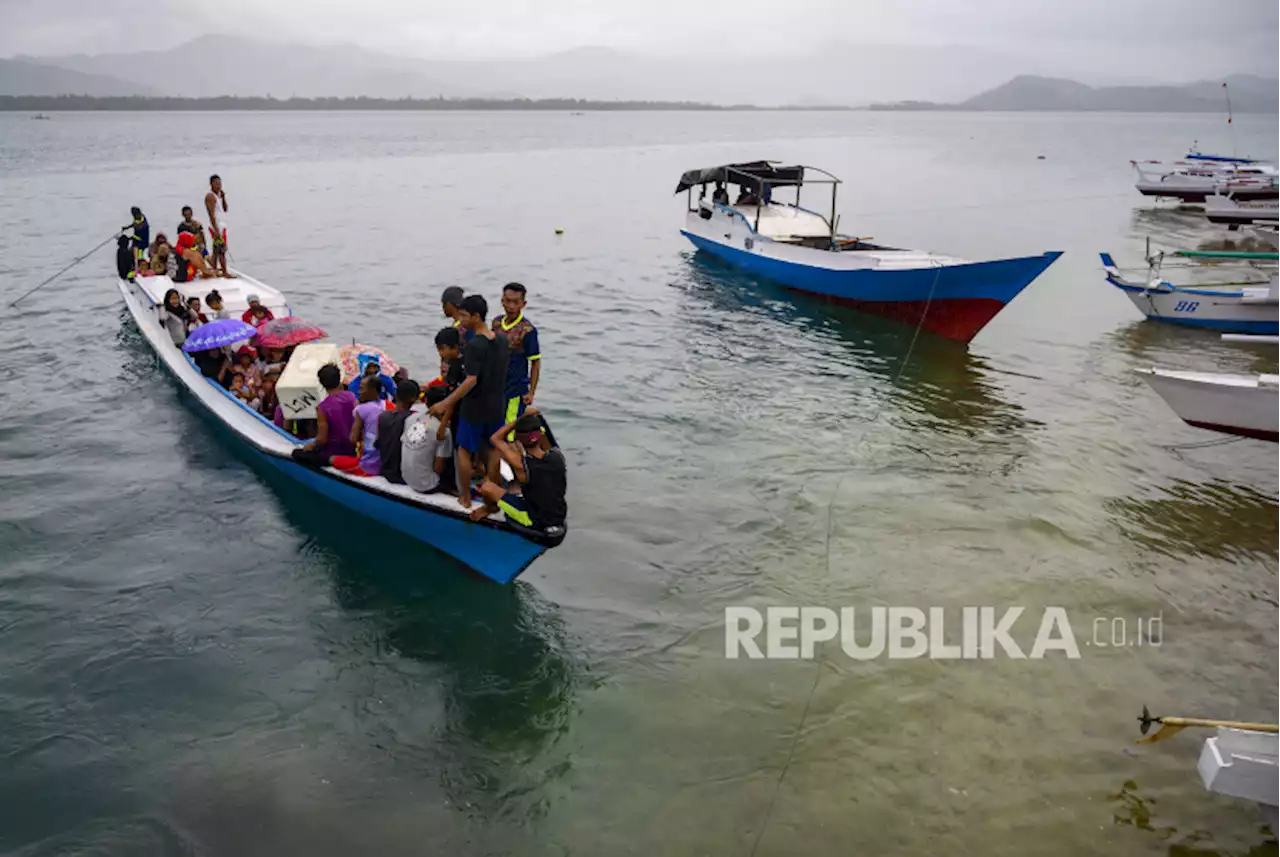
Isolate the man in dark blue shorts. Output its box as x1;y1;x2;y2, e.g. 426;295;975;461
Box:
428;294;508;508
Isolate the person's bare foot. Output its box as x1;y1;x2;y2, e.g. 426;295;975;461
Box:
468;506;489;522
223;272;238;279
456;495;471;510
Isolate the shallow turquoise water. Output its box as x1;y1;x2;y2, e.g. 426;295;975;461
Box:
0;110;1276;856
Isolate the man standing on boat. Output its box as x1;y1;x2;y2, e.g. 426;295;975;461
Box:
204;174;235;278
428;294;508;509
492;282;541;425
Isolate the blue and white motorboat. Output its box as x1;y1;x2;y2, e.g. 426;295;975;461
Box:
675;162;1061;344
118;270;564;584
1101;250;1278;335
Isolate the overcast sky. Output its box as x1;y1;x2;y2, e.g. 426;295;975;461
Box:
2;0;1276;80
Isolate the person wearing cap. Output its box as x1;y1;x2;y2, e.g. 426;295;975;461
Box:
469;408;566;527
241;294;275;326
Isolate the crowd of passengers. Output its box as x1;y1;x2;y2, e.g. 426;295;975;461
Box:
145;267;565;532
114;176;235;284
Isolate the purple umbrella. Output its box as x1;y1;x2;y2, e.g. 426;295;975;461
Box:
181;318;258;352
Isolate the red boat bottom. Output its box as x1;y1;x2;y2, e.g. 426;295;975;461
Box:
793;293;1008;344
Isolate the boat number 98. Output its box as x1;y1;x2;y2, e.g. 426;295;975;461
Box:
1173;300;1199;313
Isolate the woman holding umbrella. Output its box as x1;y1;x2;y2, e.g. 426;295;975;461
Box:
181;318;258;389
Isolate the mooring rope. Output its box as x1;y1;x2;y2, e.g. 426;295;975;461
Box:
747;262;942;856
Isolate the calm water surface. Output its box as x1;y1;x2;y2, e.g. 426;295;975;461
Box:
0;111;1276;856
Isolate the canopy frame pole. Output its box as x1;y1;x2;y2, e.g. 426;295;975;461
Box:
829;178;838;249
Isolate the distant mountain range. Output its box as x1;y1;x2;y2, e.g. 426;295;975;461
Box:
0;58;160;96
871;74;1279;112
1;37;1275;112
0;35;1060;105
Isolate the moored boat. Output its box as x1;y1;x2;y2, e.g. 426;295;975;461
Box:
1131;159;1278;202
1100;251;1278;335
1204;194;1279;228
118;269;564;583
1137;367;1279;441
675;161;1061;344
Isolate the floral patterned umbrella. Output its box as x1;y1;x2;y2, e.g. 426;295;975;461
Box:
255;316;327;349
338;344;401;384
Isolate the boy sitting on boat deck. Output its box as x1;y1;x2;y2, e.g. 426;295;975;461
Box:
468;409;567;529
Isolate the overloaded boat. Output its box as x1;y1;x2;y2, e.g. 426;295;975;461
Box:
675;161;1061;344
1100;249;1278;335
117;269;565;584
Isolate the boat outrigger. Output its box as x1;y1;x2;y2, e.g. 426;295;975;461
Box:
1136;706;1279;825
118;270;565;584
675;161;1061;344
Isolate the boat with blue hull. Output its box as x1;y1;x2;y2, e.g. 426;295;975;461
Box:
1101;250;1278;335
675;161;1061;344
118;271;561;584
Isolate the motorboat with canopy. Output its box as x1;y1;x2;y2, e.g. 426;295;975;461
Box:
675;161;1061;344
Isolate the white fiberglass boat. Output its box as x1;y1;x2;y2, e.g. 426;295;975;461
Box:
1137;367;1279;441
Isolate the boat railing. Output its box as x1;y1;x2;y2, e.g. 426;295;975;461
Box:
713;202;764;237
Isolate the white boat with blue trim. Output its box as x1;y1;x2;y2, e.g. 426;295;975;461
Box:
676;161;1062;344
1101;250;1278;335
118;270;564;584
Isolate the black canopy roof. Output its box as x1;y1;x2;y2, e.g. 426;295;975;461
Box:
674;161;809;195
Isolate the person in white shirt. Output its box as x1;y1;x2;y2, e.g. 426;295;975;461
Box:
400;384;455;494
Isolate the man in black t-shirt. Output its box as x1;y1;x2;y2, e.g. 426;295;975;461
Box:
429;294;508;508
469;408;567;527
